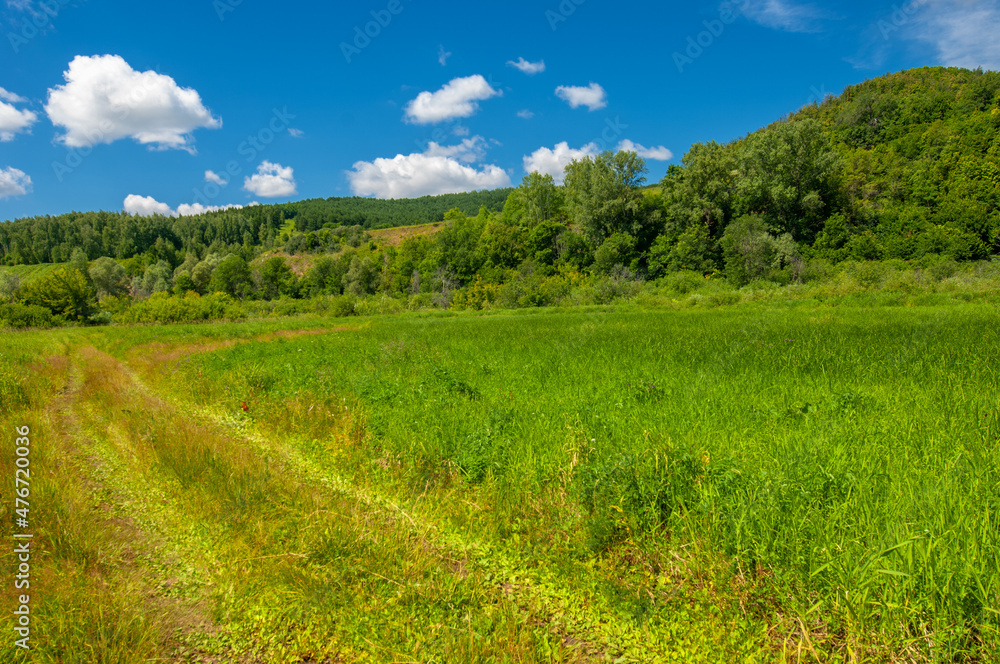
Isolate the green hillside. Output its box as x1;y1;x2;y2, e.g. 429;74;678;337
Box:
657;66;1000;266
0;188;512;266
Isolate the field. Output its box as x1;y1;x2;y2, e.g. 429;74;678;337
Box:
2;302;998;662
0;263;65;286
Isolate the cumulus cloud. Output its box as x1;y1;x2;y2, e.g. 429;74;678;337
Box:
0;167;32;199
555;83;607;111
124;194;255;217
288;128;304;138
123;194;173;217
742;0;830;33
404;75;500;124
507;57;546;75
617;139;674;161
523;142;600;184
204;170;227;185
424;136;489;163
0;89;37;141
243;161;297;198
176;202;256;217
348;151;511;199
908;0;1000;71
0;87;27;103
45;54;221;151
517;109;535;119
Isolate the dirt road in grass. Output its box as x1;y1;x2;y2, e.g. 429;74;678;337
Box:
3;329;766;663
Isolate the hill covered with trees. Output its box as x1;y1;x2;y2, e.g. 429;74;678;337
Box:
2;66;999;326
0;189;513;266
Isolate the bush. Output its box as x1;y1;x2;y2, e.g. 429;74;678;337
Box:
114;292;246;324
19;268;98;322
354;295;404;317
0;302;57;329
656;270;709;295
721;215;802;286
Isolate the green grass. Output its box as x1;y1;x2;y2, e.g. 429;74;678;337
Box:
173;304;1000;660
2;302;998;661
0;263;67;285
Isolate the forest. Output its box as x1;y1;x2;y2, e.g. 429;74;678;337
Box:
2;66;999;326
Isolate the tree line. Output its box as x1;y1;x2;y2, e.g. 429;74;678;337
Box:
2;66;999;326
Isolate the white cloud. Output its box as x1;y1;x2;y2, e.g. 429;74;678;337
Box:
555;83;607;111
404;75;501;124
204;170;227;185
348;151;511;199
123;194;173;217
0;87;27;103
0;167;32;199
45;54;221;151
424;136;489;163
453;124;470;136
288;128;304;138
909;0;1000;71
0;101;37;142
742;0;829;33
176;202;255;217
517;109;535;119
523;142;600;184
438;44;452;66
124;194;255;217
243;161;297;198
616;139;674;161
507;57;546;75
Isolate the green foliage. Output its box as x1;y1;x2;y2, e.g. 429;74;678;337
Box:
564;151;661;251
0;271;20;300
19;267;98;321
518;172;564;226
0;302;57;328
721;215;802;286
343;255;381;296
114;291;246;324
648;223;718;276
0;190;512;266
141;260;173;296
173;272;197;295
209;255;253;300
89;257;129;299
592;232;638;275
735;118;840;242
259;257;298;299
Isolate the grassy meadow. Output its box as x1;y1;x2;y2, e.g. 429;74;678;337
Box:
1;301;998;662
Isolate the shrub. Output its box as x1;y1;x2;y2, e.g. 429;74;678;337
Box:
19;268;98;322
114;292;246;324
0;302;57;329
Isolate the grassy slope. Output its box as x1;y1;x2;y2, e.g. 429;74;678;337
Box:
0;263;66;285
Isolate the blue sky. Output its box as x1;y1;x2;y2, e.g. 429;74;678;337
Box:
1;0;999;220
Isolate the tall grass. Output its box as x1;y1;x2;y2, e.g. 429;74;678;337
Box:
180;304;1000;659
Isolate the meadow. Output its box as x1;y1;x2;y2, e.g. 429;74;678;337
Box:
1;300;998;662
